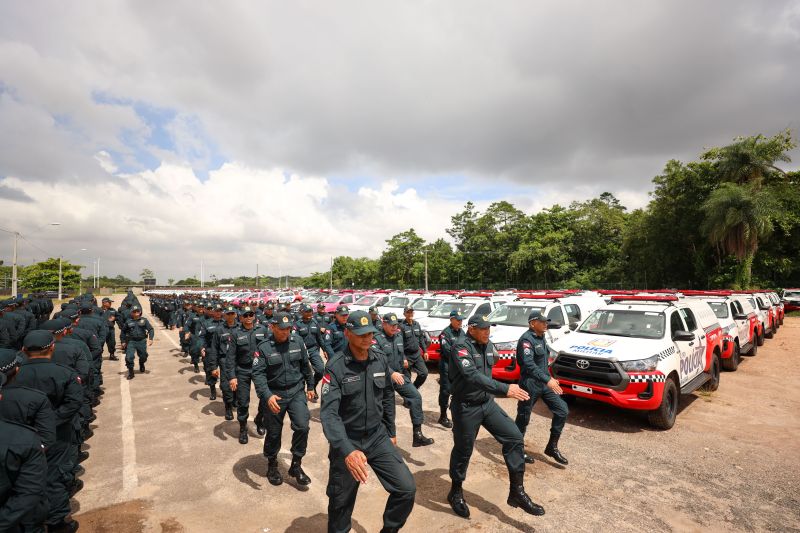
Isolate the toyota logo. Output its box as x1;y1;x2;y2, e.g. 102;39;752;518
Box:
576;359;590;369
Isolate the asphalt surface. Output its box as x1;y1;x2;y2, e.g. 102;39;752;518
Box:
73;297;800;532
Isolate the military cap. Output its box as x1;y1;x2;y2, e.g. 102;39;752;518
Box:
316;303;326;309
271;312;294;329
265;302;275;310
345;311;378;335
131;305;142;312
335;305;350;315
299;304;313;313
467;314;493;328
0;348;22;375
80;302;94;312
40;319;70;334
528;310;551;323
23;330;55;352
211;303;223;311
240;306;255;316
449;310;466;320
382;313;398;325
62;310;79;321
223;305;237;314
403;305;414;313
102;297;112;303
368;306;379;314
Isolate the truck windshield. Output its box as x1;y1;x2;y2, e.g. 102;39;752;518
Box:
578;309;665;339
384;297;411;308
707;302;729;319
487;304;545;327
429;302;475;318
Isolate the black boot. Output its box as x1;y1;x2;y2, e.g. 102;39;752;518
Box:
109;353;118;361
224;403;234;421
193;362;200;373
524;453;535;464
70;478;84;496
209;385;217;401
288;455;311;486
238;421;248;444
48;519;79;533
438;408;453;429
544;434;568;465
127;367;134;380
267;457;283;486
139;361;146;373
254;412;266;436
412;424;434;447
78;450;90;463
380;528;399;533
507;472;545;516
447;481;470;518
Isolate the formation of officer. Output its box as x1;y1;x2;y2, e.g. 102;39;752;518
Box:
398;306;428;389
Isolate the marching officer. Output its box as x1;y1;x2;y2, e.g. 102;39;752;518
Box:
447;315;544;518
253;312;315;486
315;303;331;325
210;305;241;420
0;417;49;532
185;303;206;373
120;306;154;379
437;310;466;429
514;311;569;465
321;311;416;533
368;306;382;330
293;304;328;400
224;306;269;444
324;305;349;355
398;306;428;388
373;313;434;448
100;298;119;361
200;304;225;400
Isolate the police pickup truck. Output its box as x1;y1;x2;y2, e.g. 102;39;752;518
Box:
549;295;724;429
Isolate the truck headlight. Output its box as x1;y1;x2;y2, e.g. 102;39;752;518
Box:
620;355;659;373
547;347;559;366
494;341;516;352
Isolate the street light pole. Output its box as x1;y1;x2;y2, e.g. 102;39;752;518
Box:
11;232;19;298
424;250;429;292
58;256;62;300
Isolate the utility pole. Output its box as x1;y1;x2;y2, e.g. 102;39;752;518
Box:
58;256;62;300
329;257;333;290
256;263;260;289
200;260;204;288
11;231;18;297
424;249;429;292
97;257;101;288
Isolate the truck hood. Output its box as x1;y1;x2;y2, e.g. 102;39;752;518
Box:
550;331;668;362
418;316;450;332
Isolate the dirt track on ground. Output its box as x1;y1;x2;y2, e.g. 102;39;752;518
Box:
73;298;800;532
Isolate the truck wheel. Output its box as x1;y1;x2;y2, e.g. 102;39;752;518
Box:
648;377;678;430
722;342;739;371
757;328;765;346
765;324;774;339
702;355;720;391
746;338;758;356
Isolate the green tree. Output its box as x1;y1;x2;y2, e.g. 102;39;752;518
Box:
702;130;795;188
167;278;175;286
140;268;155;281
379;229;425;287
702;183;778;289
20;258;81;292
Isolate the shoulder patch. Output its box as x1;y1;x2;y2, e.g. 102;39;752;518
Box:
457;348;468;358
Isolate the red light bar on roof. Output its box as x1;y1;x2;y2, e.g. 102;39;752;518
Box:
610;295;679;302
459;292;494;298
680;290;732;297
598;290;640;295
517;293;566;300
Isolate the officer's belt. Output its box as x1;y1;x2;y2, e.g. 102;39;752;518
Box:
454;396;490;407
267;381;305;397
128;336;147;341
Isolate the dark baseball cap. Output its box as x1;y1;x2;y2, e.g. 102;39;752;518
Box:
40;319;70;334
131;305;141;312
382;313;399;325
449;310;466;320
403;306;414;313
300;304;313;313
0;348;22;376
102;297;112;303
223;305;237;314
467;314;493;328
211;303;223;311
265;302;275;310
368;305;379;313
240;306;255;316
528;310;551;323
335;305;350;315
346;311;378;335
23;330;55;351
317;303;326;309
271;312;294;329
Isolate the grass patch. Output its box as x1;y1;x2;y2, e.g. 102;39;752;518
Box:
697;389;716;402
786;311;800;318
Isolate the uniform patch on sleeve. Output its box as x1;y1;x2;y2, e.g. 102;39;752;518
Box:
342;375;361;384
457;349;468;358
522;342;531;349
76;376;83;384
373;372;385;377
371;339;377;345
461;359;471;367
322;383;330;395
322;373;331;384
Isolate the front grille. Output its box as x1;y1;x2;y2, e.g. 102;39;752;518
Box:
553;354;623;387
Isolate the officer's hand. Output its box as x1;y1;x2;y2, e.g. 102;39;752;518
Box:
391;372;405;386
212;369;220;378
268;395;282;414
121;343;127;350
201;348;206;358
547;378;563;395
345;450;369;483
148;339;153;346
403;360;409;369
306;390;315;401
229;379;238;392
506;384;530;401
391;436;397;446
422;351;429;362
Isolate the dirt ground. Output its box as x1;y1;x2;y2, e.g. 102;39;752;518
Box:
72;297;800;532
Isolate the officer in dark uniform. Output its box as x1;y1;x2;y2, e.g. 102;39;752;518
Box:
253;312;315;486
437;310;466;428
373;312;434;448
185;303;206;373
0;348;57;450
100;298;119;360
315;303;332;325
514;311;569;465
447;315;544;517
293;304;328;401
398;306;428;389
120;306;154;379
176;301;193;355
0;417;49;532
75;303;107;391
368;306;382;330
321;311;416;533
16;331;83;532
225;306;269;444
3;301;27;349
200;304;224;400
0;307;14;349
324;305;350;355
210;306;240;420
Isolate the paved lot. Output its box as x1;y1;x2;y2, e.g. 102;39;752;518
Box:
73;298;800;532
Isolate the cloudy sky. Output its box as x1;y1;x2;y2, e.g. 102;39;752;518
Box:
1;1;798;282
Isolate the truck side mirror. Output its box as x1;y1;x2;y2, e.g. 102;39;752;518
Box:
672;330;695;342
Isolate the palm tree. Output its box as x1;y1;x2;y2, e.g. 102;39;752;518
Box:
702;131;794;189
701;183;777;288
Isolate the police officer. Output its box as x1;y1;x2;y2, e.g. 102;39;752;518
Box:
398;306;428;389
437;310;466;428
373;313;434;448
225;306;269;444
325;305;349;354
253;312;315;486
0;416;49;532
321;311;416;533
200;304;225;401
515;311;569;465
16;331;84;531
120;306;154;379
185;303;206;373
100;298;119;360
447;315;544;517
0;348;57;451
368;306;382;330
211;306;240;420
293;304;328;400
315;303;331;325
